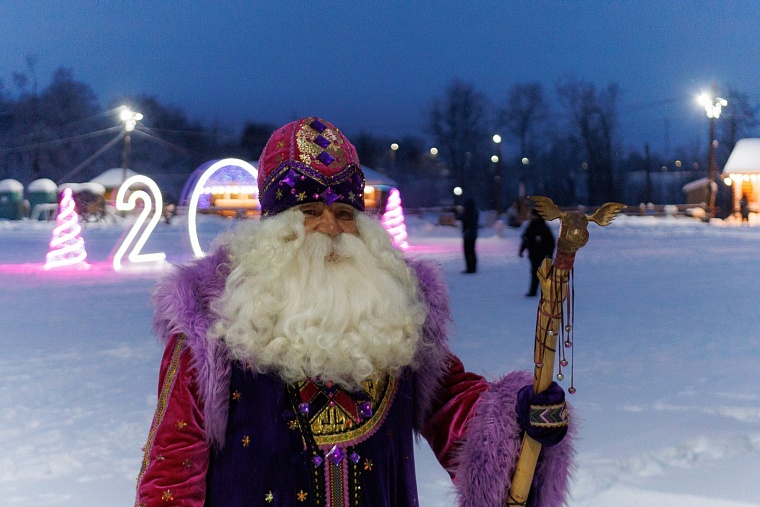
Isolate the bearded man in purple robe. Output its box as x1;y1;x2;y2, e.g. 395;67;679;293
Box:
135;117;574;507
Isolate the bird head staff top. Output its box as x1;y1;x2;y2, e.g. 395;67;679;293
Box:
530;196;626;254
506;196;625;506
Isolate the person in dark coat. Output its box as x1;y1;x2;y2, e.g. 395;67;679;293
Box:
456;197;479;273
740;194;750;223
519;208;556;297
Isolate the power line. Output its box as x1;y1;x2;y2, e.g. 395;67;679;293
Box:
56;131;125;184
132;126;200;157
620;94;692;114
0;125;122;153
0;106;124;147
147;126;236;140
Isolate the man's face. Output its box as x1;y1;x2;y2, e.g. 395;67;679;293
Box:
297;202;359;236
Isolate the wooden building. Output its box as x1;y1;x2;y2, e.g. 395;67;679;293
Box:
722;138;760;217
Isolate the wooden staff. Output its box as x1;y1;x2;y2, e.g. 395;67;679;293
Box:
506;197;625;507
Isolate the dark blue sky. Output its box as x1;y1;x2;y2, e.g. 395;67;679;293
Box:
1;1;758;158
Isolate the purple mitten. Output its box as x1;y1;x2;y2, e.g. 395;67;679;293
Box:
516;381;569;447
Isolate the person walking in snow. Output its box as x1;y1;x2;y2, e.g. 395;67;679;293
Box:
135;117;573;507
519;207;556;297
456;197;479;273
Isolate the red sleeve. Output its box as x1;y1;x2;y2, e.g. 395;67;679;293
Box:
135;334;209;506
420;353;489;478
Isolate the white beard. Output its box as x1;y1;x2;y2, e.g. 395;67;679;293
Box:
208;209;427;391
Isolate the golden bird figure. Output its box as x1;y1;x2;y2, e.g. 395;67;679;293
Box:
529;196;626;253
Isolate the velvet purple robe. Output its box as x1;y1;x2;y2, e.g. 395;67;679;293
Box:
135;248;574;506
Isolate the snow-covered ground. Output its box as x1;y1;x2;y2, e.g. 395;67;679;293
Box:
0;211;758;506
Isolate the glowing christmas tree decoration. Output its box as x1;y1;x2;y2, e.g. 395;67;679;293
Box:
113;175;166;271
44;187;89;269
381;188;409;250
187;158;258;258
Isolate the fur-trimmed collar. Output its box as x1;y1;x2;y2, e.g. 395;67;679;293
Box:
151;247;452;448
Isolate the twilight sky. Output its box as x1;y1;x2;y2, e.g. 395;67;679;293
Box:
1;1;758;157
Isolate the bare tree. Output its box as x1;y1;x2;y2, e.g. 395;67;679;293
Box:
1;66;104;182
33;68;102;181
428;78;491;201
240;121;277;160
498;82;551;158
718;87;759;162
556;77;620;205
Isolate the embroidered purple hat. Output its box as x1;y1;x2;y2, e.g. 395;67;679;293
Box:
257;117;365;216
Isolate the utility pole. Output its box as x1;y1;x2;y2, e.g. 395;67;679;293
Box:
698;84;727;220
493;134;503;215
121;134;131;183
644;143;651;204
119;107;143;184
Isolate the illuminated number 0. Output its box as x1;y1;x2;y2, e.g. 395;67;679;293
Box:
187;158;258;258
113;175;166;271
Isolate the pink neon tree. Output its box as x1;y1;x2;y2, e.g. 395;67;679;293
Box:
45;187;89;269
381;188;409;250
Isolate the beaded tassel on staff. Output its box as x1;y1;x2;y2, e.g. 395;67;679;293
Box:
505;197;625;507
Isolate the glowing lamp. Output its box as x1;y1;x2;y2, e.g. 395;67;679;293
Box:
698;94;728;119
120;107;143;132
453;187;463;196
381;188;409;251
44;187;89;269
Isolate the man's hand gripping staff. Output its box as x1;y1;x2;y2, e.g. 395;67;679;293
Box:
507;197;626;507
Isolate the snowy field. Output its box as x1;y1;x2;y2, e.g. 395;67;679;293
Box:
1;211;759;506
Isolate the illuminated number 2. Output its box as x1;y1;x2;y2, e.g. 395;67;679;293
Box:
113;175;166;271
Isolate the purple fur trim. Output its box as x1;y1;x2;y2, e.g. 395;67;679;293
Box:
151;247;233;449
149;250;453;450
453;370;575;507
406;258;453;432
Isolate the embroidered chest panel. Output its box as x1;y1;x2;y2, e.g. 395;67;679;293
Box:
212;368;418;506
295;375;396;447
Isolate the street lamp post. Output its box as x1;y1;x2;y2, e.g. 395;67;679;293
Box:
492;134;503;215
120;106;143;184
697;92;727;219
390;142;399;174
